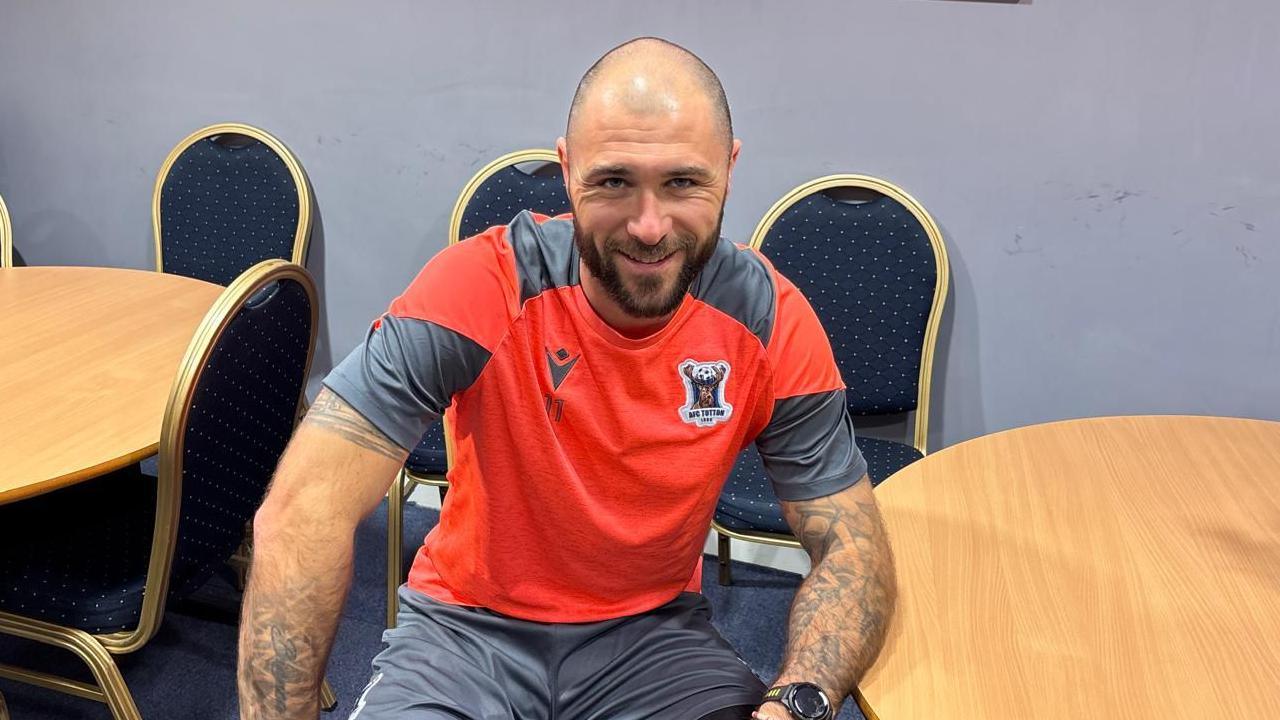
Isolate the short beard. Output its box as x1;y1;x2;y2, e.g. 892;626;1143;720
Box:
573;210;722;319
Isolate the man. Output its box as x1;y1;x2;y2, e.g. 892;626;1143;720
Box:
238;37;895;720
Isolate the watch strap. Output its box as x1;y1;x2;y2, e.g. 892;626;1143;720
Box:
762;685;789;703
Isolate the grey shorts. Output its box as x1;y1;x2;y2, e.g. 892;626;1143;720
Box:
348;586;766;720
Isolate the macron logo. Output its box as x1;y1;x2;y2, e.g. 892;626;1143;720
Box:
546;347;579;390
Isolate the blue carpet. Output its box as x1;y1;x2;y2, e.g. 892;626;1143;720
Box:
0;501;861;719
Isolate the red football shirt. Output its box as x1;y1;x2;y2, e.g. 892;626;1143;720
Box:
325;211;865;622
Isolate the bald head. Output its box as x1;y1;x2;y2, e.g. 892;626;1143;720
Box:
567;37;733;151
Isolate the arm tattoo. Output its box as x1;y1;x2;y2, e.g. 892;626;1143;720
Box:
238;586;321;718
776;479;897;706
238;572;349;719
268;626;302;712
302;388;406;460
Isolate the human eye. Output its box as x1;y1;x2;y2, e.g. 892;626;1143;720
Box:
602;177;628;189
668;177;696;189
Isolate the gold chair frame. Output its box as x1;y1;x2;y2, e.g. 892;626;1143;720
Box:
445;148;561;247
0;260;328;718
386;148;560;627
0;192;13;268
152;123;314;278
713;174;951;575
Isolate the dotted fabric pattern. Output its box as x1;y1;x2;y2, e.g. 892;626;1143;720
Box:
160;135;302;286
405;161;571;474
715;189;938;537
168;279;313;598
715;437;923;534
457;163;571;240
0;279;314;632
405;422;448;476
764;192;937;415
0;468;154;632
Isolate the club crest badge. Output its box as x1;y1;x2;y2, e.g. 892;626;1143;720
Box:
678;359;733;427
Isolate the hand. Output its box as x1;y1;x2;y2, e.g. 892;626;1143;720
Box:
752;700;793;719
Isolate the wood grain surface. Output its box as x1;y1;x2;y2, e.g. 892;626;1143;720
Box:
0;267;221;503
859;415;1280;719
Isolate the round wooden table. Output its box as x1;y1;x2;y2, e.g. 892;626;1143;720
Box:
0;267;223;504
858;415;1280;719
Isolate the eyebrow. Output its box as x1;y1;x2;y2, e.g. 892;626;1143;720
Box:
582;164;714;182
583;164;631;182
664;166;714;180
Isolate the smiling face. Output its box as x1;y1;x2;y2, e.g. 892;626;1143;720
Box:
559;46;740;333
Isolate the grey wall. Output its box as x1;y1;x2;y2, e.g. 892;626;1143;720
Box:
2;0;1277;450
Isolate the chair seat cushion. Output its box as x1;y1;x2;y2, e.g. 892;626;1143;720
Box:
0;467;155;633
715;436;923;535
405;422;447;476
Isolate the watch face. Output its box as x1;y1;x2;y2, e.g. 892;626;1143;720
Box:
791;684;829;718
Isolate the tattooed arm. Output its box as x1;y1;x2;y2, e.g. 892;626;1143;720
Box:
757;475;897;719
238;389;409;719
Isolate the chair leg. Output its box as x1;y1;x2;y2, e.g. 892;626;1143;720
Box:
320;677;338;712
90;648;142;720
717;532;733;586
387;471;405;629
0;611;141;720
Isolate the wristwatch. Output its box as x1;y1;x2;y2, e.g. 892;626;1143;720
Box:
762;682;833;720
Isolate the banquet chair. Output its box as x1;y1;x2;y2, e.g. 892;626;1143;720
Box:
153;123;313;285
0;260;330;717
386;149;570;627
714;174;950;584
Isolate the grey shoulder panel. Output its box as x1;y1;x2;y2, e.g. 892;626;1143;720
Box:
506;210;579;304
322;315;491;450
756;389;868;501
690;238;775;347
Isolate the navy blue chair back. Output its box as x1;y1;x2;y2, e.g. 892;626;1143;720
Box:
754;178;945;422
155;124;312;285
164;262;317;598
713;176;948;573
450;149;570;243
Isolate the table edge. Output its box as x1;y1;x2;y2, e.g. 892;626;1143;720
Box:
896;413;1278;472
0;444;160;506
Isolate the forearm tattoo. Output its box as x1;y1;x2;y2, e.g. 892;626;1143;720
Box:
778;481;897;703
238;579;330;719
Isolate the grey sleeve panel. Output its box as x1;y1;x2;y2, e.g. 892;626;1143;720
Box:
689;239;775;347
507;210;579;303
757;390;869;501
321;315;492;451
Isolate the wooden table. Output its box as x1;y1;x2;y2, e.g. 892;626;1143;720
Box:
0;267;222;504
858;415;1280;719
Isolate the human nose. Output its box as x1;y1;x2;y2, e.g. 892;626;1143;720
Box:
625;190;672;246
